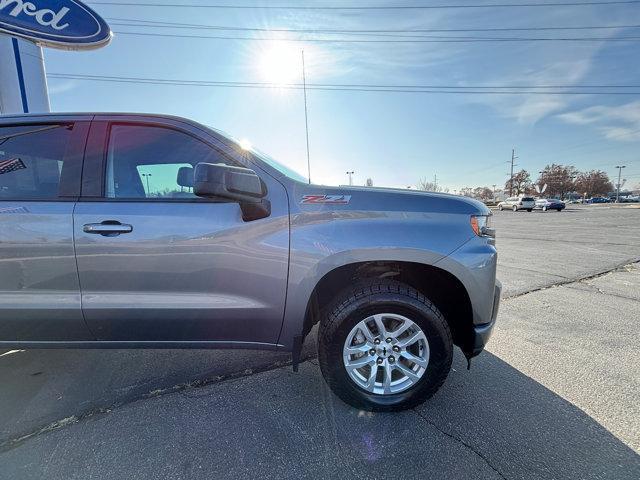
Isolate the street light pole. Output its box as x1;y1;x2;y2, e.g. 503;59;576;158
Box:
615;165;626;202
141;173;152;195
346;171;354;186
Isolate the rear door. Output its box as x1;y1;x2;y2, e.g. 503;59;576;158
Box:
73;117;290;346
0;117;92;342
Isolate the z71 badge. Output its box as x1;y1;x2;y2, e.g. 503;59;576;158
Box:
300;195;351;205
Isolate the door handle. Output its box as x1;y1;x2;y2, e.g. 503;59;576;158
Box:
83;221;133;236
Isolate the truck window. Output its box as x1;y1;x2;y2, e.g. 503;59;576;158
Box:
105;124;232;199
0;124;74;200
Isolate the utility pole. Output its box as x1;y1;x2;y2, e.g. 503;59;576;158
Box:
434;174;438;192
508;149;518;196
615;165;626;202
302;50;311;185
346;171;354;186
492;184;497;201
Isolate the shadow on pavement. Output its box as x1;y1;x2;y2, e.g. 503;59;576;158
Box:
2;350;637;480
409;351;640;479
0;339;317;444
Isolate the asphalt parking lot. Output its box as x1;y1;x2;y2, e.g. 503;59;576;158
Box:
1;204;639;479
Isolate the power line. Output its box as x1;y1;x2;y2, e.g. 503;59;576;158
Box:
46;73;640;89
106;17;640;35
112;30;640;43
46;73;640;94
88;1;640;10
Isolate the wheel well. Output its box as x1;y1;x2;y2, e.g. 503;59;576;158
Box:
304;261;475;353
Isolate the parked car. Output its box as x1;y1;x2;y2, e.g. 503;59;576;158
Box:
534;198;565;211
0;113;500;411
588;197;610;204
497;196;535;212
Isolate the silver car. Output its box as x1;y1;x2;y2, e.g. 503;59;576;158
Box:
498;196;535;212
0;113;500;411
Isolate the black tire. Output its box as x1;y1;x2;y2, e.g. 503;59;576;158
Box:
498;205;503;211
527;208;532;212
318;279;453;412
542;206;547;212
557;208;562;212
512;205;518;212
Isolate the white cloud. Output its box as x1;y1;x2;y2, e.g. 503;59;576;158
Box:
470;57;595;125
47;80;77;95
558;100;640;141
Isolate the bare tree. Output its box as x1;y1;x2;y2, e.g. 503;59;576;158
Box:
536;164;578;199
418;177;446;192
472;186;494;201
505;170;532;196
574;170;613;198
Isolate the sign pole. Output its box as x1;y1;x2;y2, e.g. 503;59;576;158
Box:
0;34;49;114
1;0;112;114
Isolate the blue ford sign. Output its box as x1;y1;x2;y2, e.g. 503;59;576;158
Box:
0;0;111;49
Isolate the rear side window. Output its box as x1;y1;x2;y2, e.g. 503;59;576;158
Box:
105;124;232;199
522;197;534;201
0;124;74;200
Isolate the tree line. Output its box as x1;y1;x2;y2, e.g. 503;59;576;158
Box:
504;164;613;199
416;165;615;201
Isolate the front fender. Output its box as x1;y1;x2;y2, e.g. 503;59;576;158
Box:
277;210;474;349
434;235;498;327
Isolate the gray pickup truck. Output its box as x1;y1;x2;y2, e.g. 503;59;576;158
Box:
0;113;500;411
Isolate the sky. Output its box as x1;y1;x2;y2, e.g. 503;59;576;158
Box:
44;0;640;192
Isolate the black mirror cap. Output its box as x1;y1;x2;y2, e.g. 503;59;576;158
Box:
194;162;270;221
194;162;265;202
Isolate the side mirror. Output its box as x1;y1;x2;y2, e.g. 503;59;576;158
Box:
194;162;264;202
194;162;270;221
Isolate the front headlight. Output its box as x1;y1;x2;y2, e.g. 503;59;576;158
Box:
470;214;495;237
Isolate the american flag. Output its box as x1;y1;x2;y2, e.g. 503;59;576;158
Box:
0;158;26;175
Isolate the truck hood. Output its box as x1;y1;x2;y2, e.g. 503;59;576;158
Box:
292;182;490;216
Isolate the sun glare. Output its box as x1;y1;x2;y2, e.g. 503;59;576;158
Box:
239;138;252;151
258;44;301;86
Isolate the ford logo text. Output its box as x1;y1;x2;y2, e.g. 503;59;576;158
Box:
0;0;111;50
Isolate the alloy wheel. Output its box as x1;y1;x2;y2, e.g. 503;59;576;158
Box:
342;313;429;395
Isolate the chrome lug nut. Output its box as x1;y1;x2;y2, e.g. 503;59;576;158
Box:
388;356;395;363
369;349;376;356
376;358;384;365
392;345;400;353
385;337;392;343
374;338;381;345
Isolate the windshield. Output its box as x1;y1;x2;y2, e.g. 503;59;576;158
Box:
210;127;308;183
250;148;308;184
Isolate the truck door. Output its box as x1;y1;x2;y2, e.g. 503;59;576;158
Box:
0;118;92;342
73;118;289;345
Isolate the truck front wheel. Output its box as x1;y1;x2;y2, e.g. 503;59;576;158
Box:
318;279;453;411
